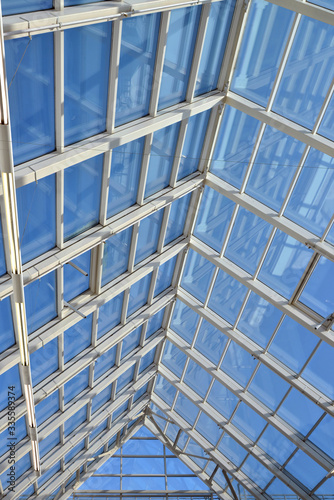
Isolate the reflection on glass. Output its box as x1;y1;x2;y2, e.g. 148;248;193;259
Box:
5;33;55;165
184;360;212;398
181;248;216;303
158;6;201;110
135;209;164;265
195;320;228;366
208;270;248;325
116;14;160;126
220;341;256;387
64;23;111;145
102;227;132;286
231;0;294;106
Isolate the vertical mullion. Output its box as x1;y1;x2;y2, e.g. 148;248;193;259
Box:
137;134;153;206
54;30;64;153
107;20;122;133
128;223;139;273
56;171;64;250
157;205;171;254
169;119;188;188
198;105;222;174
100;151;112;226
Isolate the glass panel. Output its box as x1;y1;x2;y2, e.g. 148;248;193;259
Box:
0;365;22;411
267;478;297;496
0;297;15;353
196;413;222;445
30;338;58;387
64;23;111;145
64;314;92;363
237;292;281;348
181;248;216;303
5;33;55;165
302;342;334;399
258;230;312;299
195;319;228;366
145;122;180;198
268;316;318;373
258;425;295;464
35;391;59;426
40;428;60;458
90;419;107;441
285;450;326;490
127;272;152;316
64;405;87;436
135;209;163;265
107;138;144;218
218;435;248;466
208;270;248;325
97;293;123;339
194;187;234;252
39;460;60;487
139;349;156;373
273;17;334;129
94;346;117;380
310;414;334;460
154;255;177;297
170;299;199;344
308;0;333;9
115;14;160;126
277;389;323;436
232;402;266;441
133;383;148;399
195;0;235;96
184;360;212;398
248;365;289;410
177;110;210;180
0;416;26;459
319;92;334;140
224;207;272;275
64;251;91;302
0;218;5;277
116;365;135;393
65;439;85;464
2;0;52;15
64;367;89;404
91;385;111;414
284;149;334;237
17;175;56;264
158;6;201;110
25;272;57;334
64;155;103;241
246;126;305;212
207;381;239;420
121;326;142;359
101;227;132;286
164;193;191;245
241;455;273;489
231;0;294;107
220;342;256;387
174;392;199;426
146;307;165;339
154;374;177;406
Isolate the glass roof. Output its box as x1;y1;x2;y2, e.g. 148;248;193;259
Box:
0;0;334;499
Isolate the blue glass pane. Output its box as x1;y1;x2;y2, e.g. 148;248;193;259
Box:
64;251;91;302
146;307;165;339
258;425;295;464
285;450;326;490
0;415;26;459
65;439;85;464
174;392;199;426
158;6;201;109
107;138;144;218
258;231;312;299
302;342;334;399
277;389;323;436
267;478;296;496
181;248;215;303
211;106;261;188
97;293;124;339
5;33;55;165
162;341;187;377
116;14;160;126
207;381;238;420
237;292;281;348
25;272;56;334
127;273;152;316
135;210;163;265
232;402;266;441
17;175;56;264
0;365;22;411
64;155;103;240
91;385;111;414
65;0;103;4
90;419;107;441
154;255;177;297
225;208;272;275
145;123;180;198
0;218;5;276
196;413;222;445
195;0;235;96
319;92;334;141
64;23;111;145
246;127;305;212
101;227;132;286
139;349;155;374
284;149;334;237
208;270;248;325
308;0;333;9
310;414;334;460
113;401;129;421
31;338;58;387
194;319;228;366
154;374;176;406
249;365;289;410
10;453;31;480
184;360;212;398
194;187;234;252
220;342;256;387
121;326;142;359
134;383;148;400
2;0;52;15
269;316;318;373
64;367;89;404
170;299;199;344
273;18;334;129
241;455;273;489
218;434;247;466
39;460;60;487
64;314;92;363
40;428;60;458
116;365;135;393
231;0;294;107
94;346;117;380
164;193;191;245
36;391;59;426
0;297;15;353
177;111;210;180
64;405;87;436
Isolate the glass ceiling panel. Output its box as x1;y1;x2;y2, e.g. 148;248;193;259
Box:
97;293;123;340
277;388;323;436
308;0;334;9
302;255;334;315
164;193;191;245
194;318;228;366
0;296;15;353
181;248;216;303
64;314;92;363
64;250;91;302
0;217;5;276
30;337;58;386
135;209;164;264
319;92;334;141
208;269;248;325
285;449;326;490
101;227;132;286
25;271;57;334
2;0;52;15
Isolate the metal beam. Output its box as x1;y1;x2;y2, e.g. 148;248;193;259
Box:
266;0;334;26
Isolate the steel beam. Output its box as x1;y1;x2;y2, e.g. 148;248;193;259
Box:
266;0;334;26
